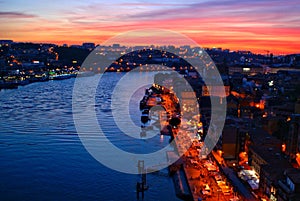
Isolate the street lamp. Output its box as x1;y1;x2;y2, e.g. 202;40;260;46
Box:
217;189;222;201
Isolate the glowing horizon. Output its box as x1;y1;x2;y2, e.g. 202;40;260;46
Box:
1;0;299;55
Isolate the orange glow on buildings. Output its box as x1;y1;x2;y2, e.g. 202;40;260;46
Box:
281;144;286;152
296;153;300;167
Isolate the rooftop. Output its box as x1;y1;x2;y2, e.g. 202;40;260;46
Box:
285;168;300;184
250;128;291;167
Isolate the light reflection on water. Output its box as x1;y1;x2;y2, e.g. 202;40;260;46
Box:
0;72;180;201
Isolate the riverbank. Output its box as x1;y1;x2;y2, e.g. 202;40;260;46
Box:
140;83;248;201
0;70;95;90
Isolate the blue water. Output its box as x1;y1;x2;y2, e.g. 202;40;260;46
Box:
0;73;180;201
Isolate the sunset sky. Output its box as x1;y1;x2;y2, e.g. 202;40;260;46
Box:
0;0;299;54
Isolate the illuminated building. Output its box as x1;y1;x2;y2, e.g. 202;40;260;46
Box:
285;114;300;166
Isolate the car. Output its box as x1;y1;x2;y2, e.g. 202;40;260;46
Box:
214;174;222;181
202;190;212;196
203;184;211;191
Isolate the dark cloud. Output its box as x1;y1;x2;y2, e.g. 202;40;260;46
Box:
0;11;37;18
125;0;299;24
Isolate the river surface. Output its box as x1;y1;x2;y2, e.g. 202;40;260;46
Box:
0;72;181;201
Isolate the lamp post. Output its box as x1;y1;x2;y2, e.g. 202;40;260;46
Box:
217;189;222;201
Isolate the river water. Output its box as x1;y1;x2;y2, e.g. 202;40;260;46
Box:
0;72;181;201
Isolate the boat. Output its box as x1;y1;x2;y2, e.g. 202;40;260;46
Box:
17;77;30;86
0;80;18;89
49;73;74;80
30;73;49;82
76;71;95;77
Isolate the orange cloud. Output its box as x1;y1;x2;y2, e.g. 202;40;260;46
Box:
1;0;299;54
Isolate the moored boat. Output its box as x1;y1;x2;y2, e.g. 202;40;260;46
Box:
0;80;18;90
49;73;74;80
76;71;95;77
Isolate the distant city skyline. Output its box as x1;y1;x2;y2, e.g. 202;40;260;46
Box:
0;0;299;54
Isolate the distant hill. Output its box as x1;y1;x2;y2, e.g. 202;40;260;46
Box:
54;47;90;65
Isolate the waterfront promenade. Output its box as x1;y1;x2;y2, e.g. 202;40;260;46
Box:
142;84;245;201
211;151;257;201
175;128;237;201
